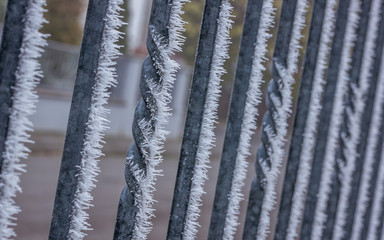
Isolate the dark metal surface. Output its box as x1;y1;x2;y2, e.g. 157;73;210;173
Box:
326;0;372;239
324;0;375;238
355;4;384;238
360;109;384;240
299;0;352;238
166;0;223;239
0;0;28;174
274;0;327;238
208;0;263;238
48;0;109;238
243;0;299;238
113;0;172;239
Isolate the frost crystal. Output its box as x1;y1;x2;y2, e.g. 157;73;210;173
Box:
0;0;48;239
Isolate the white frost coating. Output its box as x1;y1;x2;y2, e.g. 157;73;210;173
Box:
256;1;308;239
68;0;123;239
310;0;361;239
125;1;189;239
222;1;275;239
286;0;337;238
0;0;47;239
183;1;233;239
351;21;384;240
367;132;384;239
334;0;382;239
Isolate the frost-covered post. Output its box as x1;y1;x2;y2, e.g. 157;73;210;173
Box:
348;5;384;240
49;0;123;239
274;0;336;238
167;0;233;239
299;0;361;238
208;0;275;239
0;0;47;238
242;0;308;239
325;0;377;238
113;0;188;239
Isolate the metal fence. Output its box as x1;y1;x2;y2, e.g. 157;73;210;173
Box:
0;0;384;239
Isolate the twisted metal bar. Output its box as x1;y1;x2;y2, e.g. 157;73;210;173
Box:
243;0;306;238
113;1;177;239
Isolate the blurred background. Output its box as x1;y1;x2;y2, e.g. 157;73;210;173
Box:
0;0;311;239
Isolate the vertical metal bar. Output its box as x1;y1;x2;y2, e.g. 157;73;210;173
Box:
113;0;172;239
361;110;384;239
242;0;299;238
378;158;384;239
358;22;384;238
166;0;223;238
48;0;109;238
273;0;327;238
329;1;384;238
208;0;263;238
0;0;28;174
329;0;372;238
298;0;352;238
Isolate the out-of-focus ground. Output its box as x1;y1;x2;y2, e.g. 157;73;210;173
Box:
15;127;258;240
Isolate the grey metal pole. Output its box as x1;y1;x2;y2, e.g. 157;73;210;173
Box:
242;0;299;238
113;0;173;239
0;0;29;175
166;0;224;239
208;0;263;238
298;0;352;238
273;0;327;238
48;0;110;238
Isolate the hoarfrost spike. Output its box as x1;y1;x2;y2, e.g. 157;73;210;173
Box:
209;0;275;239
0;0;47;239
67;0;124;238
113;1;189;239
332;0;383;238
243;0;308;239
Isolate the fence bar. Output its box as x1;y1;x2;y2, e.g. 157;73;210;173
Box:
208;0;263;238
361;110;384;239
167;0;225;238
354;13;384;240
298;0;355;238
113;0;173;239
0;0;28;174
326;0;373;237
330;0;372;238
329;0;384;238
274;0;328;238
48;0;109;238
376;142;384;239
243;0;301;238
